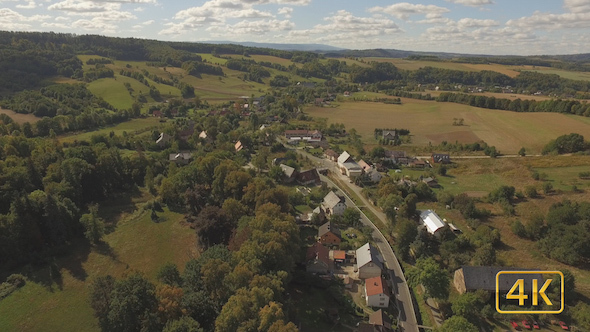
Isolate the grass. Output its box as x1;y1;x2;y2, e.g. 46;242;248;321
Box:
58;117;161;143
306;100;590;154
0;107;40;124
0;191;196;332
531;165;590;191
86;76;137;110
363;58;521;77
521;67;590;81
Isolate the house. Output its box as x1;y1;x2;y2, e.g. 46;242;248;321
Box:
297;168;320;185
431;153;451;164
307;206;326;223
422;177;439;187
409;158;427;168
344;91;350;97
199;131;208;139
284;130;322;142
156;132;173;147
420;210;446;237
306;242;331;274
382;130;398;141
365;276;390;308
235;141;244;152
358;160;372;172
318;221;341;245
356;243;383;279
324;149;339;162
321;191;347;217
454;266;544;295
279;164;297;183
357;323;381;332
337;151;363;178
369;309;393;331
169;152;192;165
152;110;162;117
259;124;269;131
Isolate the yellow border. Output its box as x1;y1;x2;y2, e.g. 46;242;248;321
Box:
495;271;564;314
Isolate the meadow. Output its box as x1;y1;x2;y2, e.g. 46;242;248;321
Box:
0;191;197;332
58;117;160;144
363;58;522;77
306;100;590;154
0;107;40;124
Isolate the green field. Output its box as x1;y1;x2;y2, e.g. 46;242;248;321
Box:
532;165;590;191
0;193;196;332
522;67;590;81
59;117;160;143
306;100;590;154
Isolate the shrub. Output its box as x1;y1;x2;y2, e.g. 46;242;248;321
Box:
511;220;527;238
525;186;538;198
543;182;553;194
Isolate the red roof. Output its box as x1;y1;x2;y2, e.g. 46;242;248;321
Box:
333;250;346;260
365;276;388;297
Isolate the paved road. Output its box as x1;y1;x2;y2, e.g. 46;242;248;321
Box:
294;148;420;332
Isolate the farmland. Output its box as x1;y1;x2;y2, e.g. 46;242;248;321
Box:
306;100;590;154
58;117;160;143
0;107;40;124
0;191;196;332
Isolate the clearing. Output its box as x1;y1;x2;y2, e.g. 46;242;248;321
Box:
0;107;40;124
58;117;161;144
0;191;197;332
306;100;590;154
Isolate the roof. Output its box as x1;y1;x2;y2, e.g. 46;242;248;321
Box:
156;132;171;143
199;131;207;139
279;164;296;178
356;243;382;270
358;160;372;171
297;168;320;183
338;151;352;164
319;221;341;238
306;242;330;266
458;266;545;292
382;130;397;137
343;162;362;171
235;141;243;152
357;323;380;332
285;129;311;136
423;177;437;183
365;276;389;297
420;210;446;234
325;149;339;157
332;250;346;260
323;191;344;209
369;309;392;328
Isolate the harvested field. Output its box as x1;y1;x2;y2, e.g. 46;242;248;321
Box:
0;108;40;124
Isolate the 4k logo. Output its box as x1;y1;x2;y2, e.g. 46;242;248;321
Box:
496;271;564;314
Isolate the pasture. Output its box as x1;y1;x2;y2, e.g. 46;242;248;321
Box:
306;100;590;154
0;192;197;332
363;58;522;77
521;67;590;81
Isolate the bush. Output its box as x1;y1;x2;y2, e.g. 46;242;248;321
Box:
525;186;538;198
543;182;553;194
579;171;590;179
532;171;540;180
0;274;26;300
511;220;527;238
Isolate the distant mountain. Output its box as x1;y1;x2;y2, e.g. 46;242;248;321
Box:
206;41;346;52
324;48;495;59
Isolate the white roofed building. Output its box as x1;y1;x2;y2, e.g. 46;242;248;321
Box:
420;210;446;237
356;243;383;279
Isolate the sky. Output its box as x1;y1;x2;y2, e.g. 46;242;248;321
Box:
1;0;590;55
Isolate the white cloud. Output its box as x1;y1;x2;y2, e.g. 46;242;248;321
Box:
55;16;69;21
369;2;450;20
456;17;499;28
41;22;71;29
445;0;494;7
564;0;590;13
507;11;590;30
208;19;293;36
0;7;49;30
16;1;36;9
133;6;144;11
48;0;120;13
278;6;292;18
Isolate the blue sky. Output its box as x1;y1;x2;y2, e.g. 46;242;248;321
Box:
0;0;589;55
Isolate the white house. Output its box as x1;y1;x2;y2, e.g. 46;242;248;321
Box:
365;276;390;308
321;191;347;217
337;151;363;178
356;243;383;279
420;210;446;237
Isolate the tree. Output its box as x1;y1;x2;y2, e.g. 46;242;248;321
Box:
89;275;115;331
407;257;450;300
472;243;496;266
107;273;158;332
525;186;538;198
342;207;361;228
157;285;185;323
369;146;385;159
190;206;234;249
395;218;418;260
451;291;484;320
437;316;477;332
163;316;203;332
543;182;553;194
79;204;105;244
157;263;183;287
518;147;526;156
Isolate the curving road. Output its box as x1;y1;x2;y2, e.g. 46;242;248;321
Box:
293;148;420;332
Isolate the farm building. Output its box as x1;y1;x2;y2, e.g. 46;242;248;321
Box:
356;243;383;279
321;191;347;217
337;151;363;178
297;168;320;185
156;132;173;147
279;164;297;183
169;152;192;165
419;210;446;237
318;221;342;245
365;276;390;308
369;309;393;331
454;266;544;295
284;129;322;142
